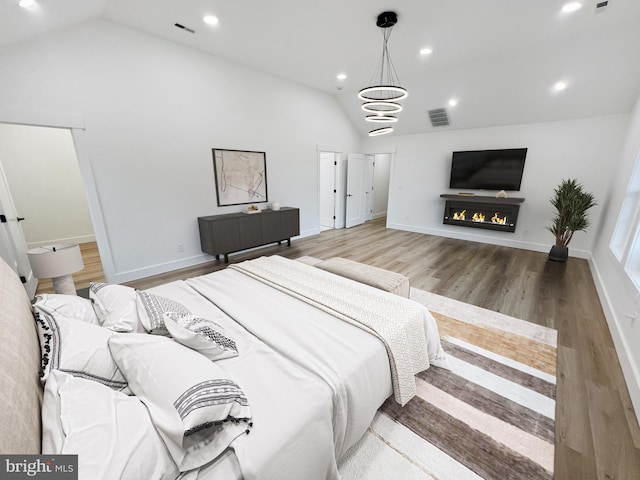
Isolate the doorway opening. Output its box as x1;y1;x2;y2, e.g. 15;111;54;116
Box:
0;123;106;295
345;152;392;228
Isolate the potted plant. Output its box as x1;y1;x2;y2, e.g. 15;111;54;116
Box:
547;178;596;262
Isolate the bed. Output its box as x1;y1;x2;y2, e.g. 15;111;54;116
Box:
0;254;448;480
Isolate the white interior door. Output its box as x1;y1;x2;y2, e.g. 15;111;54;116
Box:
319;152;336;229
346;153;366;228
364;154;374;222
0;162;36;297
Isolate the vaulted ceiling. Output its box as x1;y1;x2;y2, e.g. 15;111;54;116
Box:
2;0;640;137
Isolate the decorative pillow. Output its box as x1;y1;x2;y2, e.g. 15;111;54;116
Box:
33;293;100;325
89;282;143;332
136;290;191;335
42;370;179;480
108;334;252;471
164;312;239;361
32;307;128;392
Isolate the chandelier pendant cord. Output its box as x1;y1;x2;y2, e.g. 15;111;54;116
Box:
359;11;407;135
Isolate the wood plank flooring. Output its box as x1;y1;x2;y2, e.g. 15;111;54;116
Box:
39;219;640;479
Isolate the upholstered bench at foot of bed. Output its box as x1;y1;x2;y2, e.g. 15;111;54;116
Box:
313;257;410;298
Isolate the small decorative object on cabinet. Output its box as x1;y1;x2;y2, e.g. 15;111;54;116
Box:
198;207;299;263
243;204;261;214
271;202;280;211
547;178;596;262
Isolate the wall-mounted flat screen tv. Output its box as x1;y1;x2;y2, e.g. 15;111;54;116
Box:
449;148;527;191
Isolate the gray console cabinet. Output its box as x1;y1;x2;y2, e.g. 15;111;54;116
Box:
198;207;300;262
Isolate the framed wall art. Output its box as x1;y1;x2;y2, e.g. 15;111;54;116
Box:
212;148;268;207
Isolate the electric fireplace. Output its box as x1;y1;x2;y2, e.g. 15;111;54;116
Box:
440;194;524;233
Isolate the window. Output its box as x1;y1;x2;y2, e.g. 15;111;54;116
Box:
611;152;640;288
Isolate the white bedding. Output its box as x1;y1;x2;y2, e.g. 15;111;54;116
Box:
148;280;340;480
186;269;393;460
228;255;447;405
140;257;448;480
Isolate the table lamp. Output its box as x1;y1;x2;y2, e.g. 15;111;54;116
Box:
27;243;84;295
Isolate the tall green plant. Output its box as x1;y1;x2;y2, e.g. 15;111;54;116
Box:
547;178;597;247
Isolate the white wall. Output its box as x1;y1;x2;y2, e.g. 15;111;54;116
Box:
363;115;629;256
0;20;361;282
590;97;640;425
0;124;95;248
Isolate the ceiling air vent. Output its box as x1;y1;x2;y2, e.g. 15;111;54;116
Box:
428;108;450;127
174;23;196;34
595;0;610;12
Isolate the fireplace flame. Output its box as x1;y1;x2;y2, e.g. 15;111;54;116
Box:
491;212;507;224
452;209;508;225
453;209;466;220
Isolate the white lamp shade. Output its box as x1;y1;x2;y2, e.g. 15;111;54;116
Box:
27;243;84;279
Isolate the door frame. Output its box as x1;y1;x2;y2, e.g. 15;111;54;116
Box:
0;108;115;282
317;144;345;230
318;151;337;229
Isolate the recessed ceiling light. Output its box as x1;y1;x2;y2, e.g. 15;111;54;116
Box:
18;0;36;8
419;47;433;56
337;73;347;81
561;2;582;13
554;81;568;91
448;98;458;107
203;15;219;26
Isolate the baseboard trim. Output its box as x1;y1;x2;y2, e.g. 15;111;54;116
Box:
588;255;640;428
109;231;319;284
109;253;212;283
385;222;591;259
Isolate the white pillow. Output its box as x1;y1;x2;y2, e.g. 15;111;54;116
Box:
108;334;252;472
42;370;179;480
136;290;191;335
164;312;239;361
89;282;143;332
33;294;100;325
33;307;128;392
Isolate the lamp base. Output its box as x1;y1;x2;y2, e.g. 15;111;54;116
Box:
51;275;78;295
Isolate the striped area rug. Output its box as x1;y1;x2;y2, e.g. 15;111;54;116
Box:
339;288;557;480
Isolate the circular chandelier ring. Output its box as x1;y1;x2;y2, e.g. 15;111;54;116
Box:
368;127;394;137
358;85;408;102
365;115;398;123
361;101;403;114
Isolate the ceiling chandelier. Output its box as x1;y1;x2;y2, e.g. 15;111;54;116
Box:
359;11;407;136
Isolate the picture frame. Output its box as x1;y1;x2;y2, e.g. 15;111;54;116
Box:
212;148;268;207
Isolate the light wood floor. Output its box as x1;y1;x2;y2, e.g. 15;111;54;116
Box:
40;219;640;479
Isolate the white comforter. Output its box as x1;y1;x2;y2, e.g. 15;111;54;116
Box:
149;258;448;480
149;280;340;480
187;269;393;461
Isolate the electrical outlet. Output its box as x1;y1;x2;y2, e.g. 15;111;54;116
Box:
177;243;184;253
